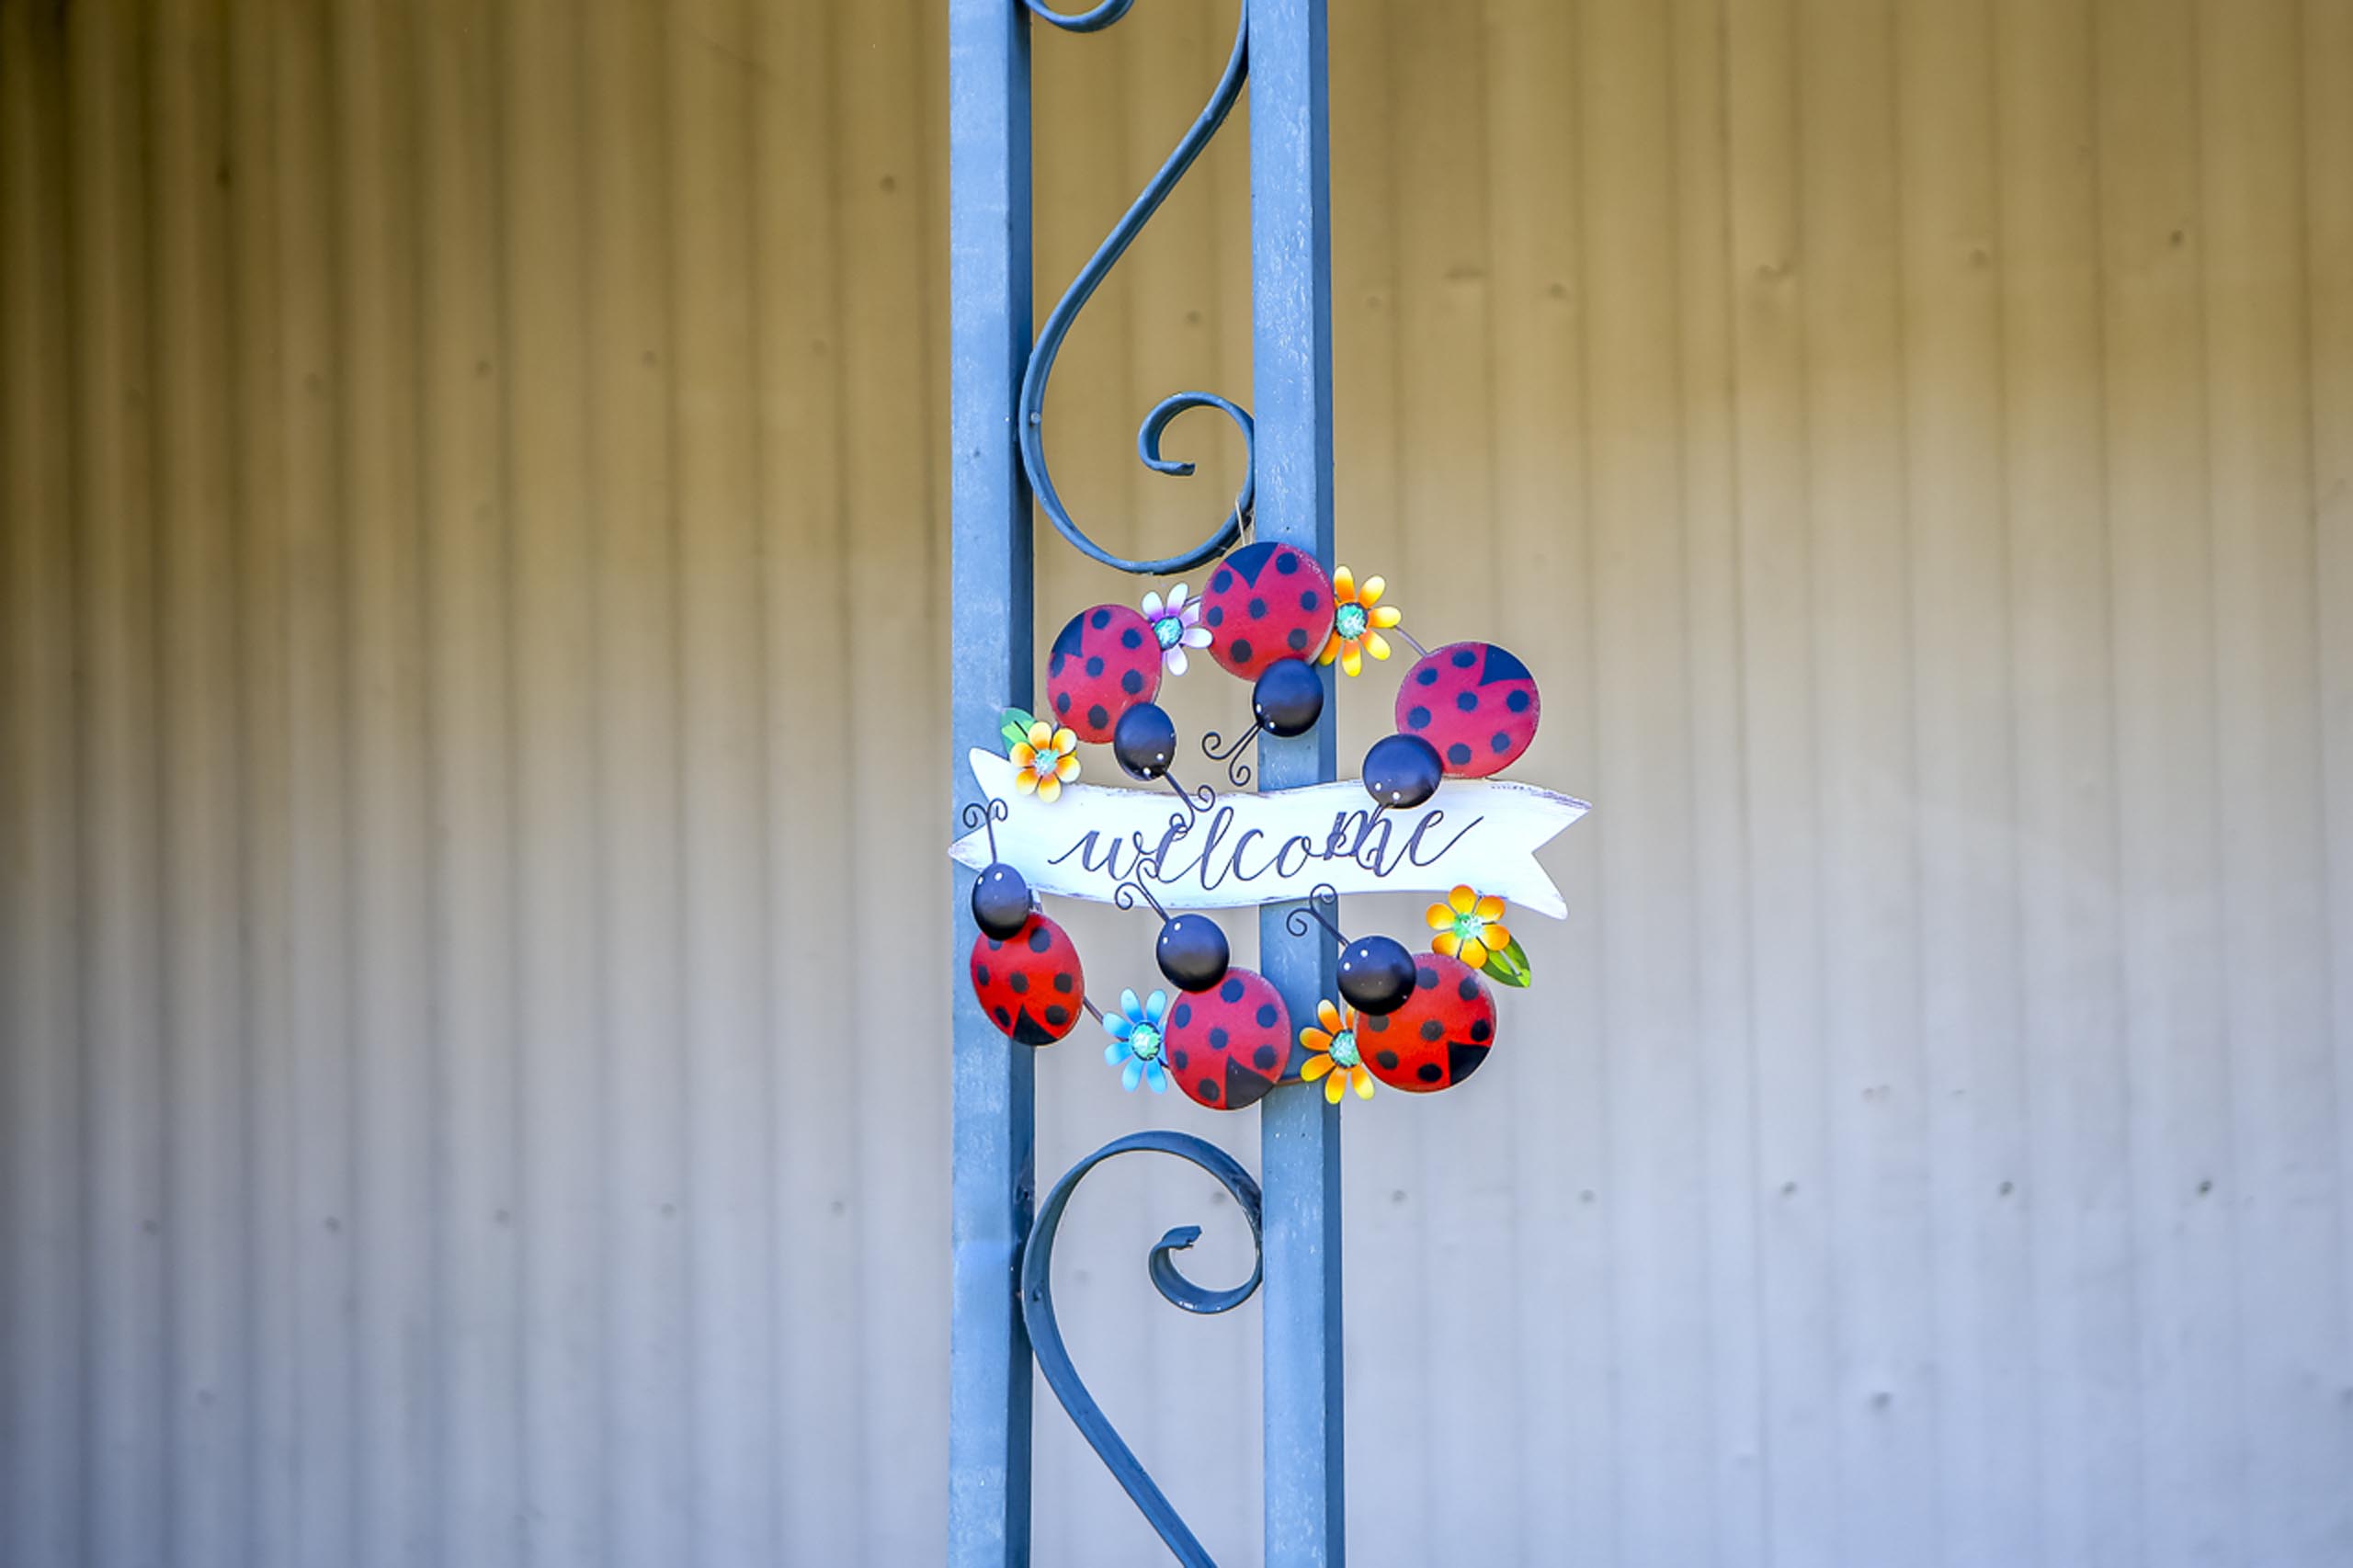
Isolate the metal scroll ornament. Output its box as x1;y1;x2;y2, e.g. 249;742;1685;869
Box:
1017;0;1256;575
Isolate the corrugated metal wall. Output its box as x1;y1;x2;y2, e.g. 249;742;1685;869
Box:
3;1;2349;1565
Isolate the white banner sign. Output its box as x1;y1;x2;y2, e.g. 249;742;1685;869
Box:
950;749;1589;919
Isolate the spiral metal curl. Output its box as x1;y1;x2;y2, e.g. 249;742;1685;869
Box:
1017;2;1255;575
961;796;1011;860
1199;725;1258;790
1282;881;1345;941
1020;1131;1264;1567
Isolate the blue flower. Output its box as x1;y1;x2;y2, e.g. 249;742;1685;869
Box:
1103;987;1171;1093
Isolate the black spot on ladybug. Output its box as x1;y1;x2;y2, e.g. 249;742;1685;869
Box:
1088;704;1109;731
1212;570;1233;594
1173;1002;1193;1028
1256;1004;1279;1027
1365;1012;1389;1032
1086;654;1105;677
1209;1027;1229;1050
1220;978;1245;1004
1493;733;1512;753
1376;1049;1401;1070
1053;971;1074;994
1207;606;1224;628
1055;692;1072;714
1010;971;1029;994
1121;669;1144;695
1452;647;1477;668
1199;1078;1222;1104
1481;645;1533;684
1275;551;1299;575
1507;689;1531;713
1469;1017;1492;1043
1028;926;1053;953
1229;639;1254;665
995;1006;1011;1028
1416;1062;1444;1084
1044;1004;1070;1027
1447;1039;1489;1084
987;937;1005;951
1288;629;1308;652
1300;589;1318;611
1121;627;1143;649
1420;1019;1444;1041
1415;965;1438;989
1091;608;1111;631
1254;1045;1278;1070
1459;975;1480;1001
1455;690;1478;712
1170;1048;1188;1070
1248;597;1267;619
976;965;991;986
1406;705;1430;729
1447;742;1472;767
1416;666;1438;686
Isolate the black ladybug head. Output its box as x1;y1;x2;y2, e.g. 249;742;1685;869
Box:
1156;912;1231;993
1336;933;1416;1016
1363;733;1442;809
1250;658;1325;739
970;861;1033;941
1113;702;1179;781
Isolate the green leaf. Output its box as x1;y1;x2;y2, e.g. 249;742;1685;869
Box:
1001;708;1035;749
1483;937;1533;989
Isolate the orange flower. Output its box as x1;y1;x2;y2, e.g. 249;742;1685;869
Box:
1426;884;1511;969
1298;998;1374;1103
1318;566;1404;677
1009;720;1080;803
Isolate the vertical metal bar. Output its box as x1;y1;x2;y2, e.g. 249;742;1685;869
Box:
1249;2;1346;1563
947;4;1036;1564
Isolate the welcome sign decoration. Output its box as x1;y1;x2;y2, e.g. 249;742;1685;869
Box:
956;546;1594;1113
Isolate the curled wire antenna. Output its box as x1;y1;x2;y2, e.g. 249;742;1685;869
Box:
1199;727;1256;790
1282;882;1345;941
961;796;1011;859
1114;877;1171;923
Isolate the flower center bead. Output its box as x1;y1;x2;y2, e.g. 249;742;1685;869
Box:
1129;1023;1162;1062
1452;913;1485;944
1335;603;1368;640
1154;615;1183;649
1328;1029;1359;1069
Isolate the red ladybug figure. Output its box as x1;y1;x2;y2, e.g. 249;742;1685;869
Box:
1359;952;1496;1092
1048;604;1164;744
1163;968;1289;1110
1198;542;1335;680
970;913;1086;1046
1395;641;1541;778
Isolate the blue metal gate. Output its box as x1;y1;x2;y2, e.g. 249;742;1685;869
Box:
947;3;1343;1562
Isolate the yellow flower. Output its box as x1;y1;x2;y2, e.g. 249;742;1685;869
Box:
1317;565;1404;677
1426;884;1512;969
1009;720;1080;803
1298;998;1375;1104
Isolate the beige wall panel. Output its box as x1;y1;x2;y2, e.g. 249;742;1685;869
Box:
2;3;2347;1565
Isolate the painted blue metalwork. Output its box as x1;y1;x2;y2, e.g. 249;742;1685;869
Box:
1245;3;1347;1564
1014;0;1256;575
1017;1132;1265;1567
948;3;1039;1563
952;0;1344;1560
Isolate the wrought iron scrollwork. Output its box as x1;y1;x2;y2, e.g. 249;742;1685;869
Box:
1019;1131;1264;1567
1017;1;1255;576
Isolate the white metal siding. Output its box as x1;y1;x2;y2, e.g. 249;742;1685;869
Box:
3;1;2348;1564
